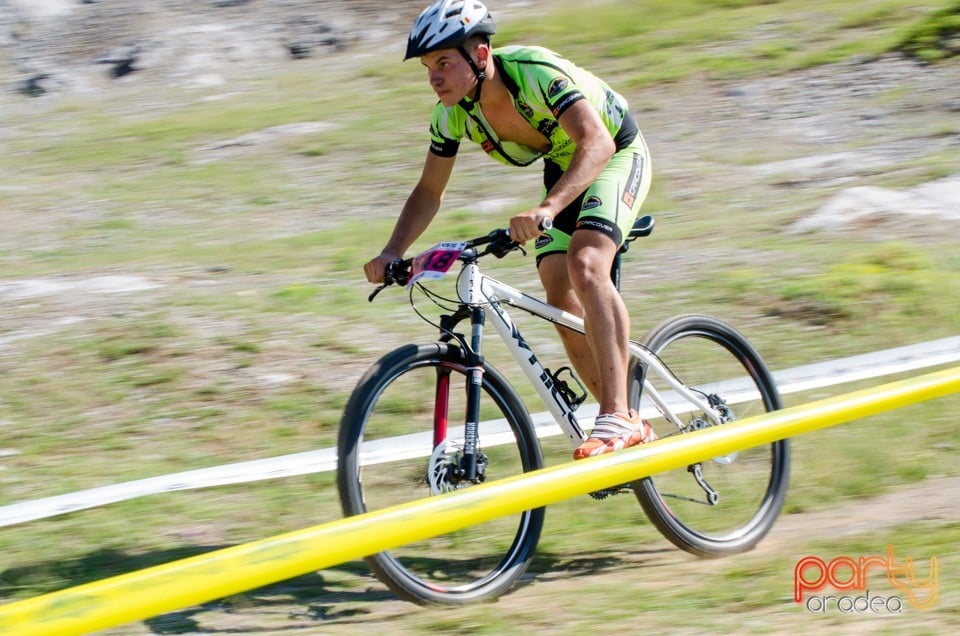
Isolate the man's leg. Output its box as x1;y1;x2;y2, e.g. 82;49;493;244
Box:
538;237;655;459
565;230;630;415
536;139;654;457
537;253;603;401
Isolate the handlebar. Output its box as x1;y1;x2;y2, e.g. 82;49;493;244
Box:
369;219;552;302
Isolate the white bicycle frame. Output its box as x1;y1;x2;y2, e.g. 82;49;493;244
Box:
457;261;724;448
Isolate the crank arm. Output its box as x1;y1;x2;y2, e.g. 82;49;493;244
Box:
688;463;719;505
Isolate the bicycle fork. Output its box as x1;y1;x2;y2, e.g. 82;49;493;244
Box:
431;306;488;487
458;307;486;483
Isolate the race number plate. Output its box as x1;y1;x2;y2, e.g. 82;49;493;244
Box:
408;242;467;286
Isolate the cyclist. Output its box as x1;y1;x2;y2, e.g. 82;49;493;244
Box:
363;0;656;459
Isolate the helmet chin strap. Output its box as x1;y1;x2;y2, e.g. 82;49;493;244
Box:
457;46;486;111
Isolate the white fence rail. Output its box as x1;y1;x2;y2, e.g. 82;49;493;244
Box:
2;336;958;528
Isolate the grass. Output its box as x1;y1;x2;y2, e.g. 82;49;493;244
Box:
495;0;957;87
897;0;960;61
0;0;958;632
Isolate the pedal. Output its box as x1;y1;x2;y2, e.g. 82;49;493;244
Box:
589;484;633;500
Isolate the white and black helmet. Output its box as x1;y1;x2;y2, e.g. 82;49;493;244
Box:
405;0;497;60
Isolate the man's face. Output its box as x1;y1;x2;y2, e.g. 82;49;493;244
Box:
420;48;477;106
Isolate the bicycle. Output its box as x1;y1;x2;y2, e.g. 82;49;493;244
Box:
336;215;790;605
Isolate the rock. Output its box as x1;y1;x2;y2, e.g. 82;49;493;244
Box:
788;174;960;233
18;72;52;96
194;122;337;163
4;0;76;20
752;152;870;184
94;42;142;77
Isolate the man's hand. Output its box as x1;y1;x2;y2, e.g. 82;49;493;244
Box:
363;253;400;284
509;209;553;244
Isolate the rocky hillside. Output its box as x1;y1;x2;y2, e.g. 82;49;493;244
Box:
2;0;958;229
1;0;428;96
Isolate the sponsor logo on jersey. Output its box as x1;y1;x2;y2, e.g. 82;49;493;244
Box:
576;219;614;234
551;137;572;154
516;99;534;118
551;92;581;117
582;196;603;211
537;119;558;138
621;153;645;208
547;77;569;98
535;234;554;249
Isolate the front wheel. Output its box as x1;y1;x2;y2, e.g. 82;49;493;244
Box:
632;314;790;557
337;343;545;605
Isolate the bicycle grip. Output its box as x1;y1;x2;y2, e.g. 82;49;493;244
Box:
504;217;552;241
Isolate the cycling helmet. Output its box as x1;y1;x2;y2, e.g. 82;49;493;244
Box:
404;0;497;60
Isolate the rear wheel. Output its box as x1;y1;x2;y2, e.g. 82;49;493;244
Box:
632;315;790;556
337;343;545;605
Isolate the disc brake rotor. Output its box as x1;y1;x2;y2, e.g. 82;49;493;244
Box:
428;441;461;495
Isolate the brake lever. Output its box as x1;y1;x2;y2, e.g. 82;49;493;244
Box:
369;258;409;301
488;216;551;258
368;284;388;302
485;238;521;259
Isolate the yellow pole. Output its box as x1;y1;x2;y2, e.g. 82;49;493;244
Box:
2;365;958;635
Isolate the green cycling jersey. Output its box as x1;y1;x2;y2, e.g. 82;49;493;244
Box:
428;45;638;170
